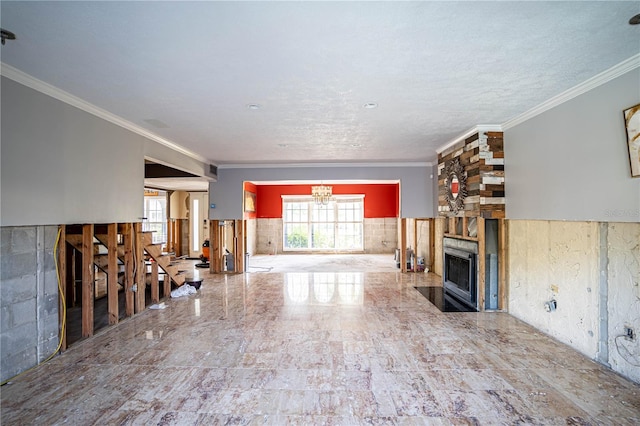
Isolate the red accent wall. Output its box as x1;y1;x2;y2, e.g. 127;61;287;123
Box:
243;181;258;219
255;183;399;218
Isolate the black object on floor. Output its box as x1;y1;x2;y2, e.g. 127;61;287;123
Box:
414;286;477;312
184;277;203;290
195;262;209;268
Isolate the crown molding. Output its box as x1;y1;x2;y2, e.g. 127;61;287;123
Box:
218;161;433;170
435;125;503;154
0;62;211;164
502;54;640;130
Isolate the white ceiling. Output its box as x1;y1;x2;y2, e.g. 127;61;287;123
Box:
1;1;639;168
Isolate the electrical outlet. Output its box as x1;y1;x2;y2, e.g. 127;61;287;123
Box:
624;326;635;341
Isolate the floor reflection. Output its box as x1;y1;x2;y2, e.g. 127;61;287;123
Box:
284;272;364;305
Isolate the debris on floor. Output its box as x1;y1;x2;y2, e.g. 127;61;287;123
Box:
170;284;197;298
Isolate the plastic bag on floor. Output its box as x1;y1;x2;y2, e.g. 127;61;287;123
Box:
170;284;197;298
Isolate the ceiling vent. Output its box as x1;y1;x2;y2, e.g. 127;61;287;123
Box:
209;164;218;178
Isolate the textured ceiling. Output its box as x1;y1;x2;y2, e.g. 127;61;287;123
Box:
1;1;639;167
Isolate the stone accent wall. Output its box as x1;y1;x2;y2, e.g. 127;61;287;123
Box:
438;131;505;218
1;226;59;383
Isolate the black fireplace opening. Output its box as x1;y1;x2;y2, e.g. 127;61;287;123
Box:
443;247;477;310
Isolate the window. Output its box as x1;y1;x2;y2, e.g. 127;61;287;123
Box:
283;196;363;251
143;192;167;244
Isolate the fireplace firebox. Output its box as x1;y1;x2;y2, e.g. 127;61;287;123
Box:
443;246;477;310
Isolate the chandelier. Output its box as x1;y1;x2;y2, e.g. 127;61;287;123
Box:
311;184;332;205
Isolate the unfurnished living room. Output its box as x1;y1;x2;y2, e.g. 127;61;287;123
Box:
1;2;639;424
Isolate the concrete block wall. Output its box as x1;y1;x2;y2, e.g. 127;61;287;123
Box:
363;218;397;254
508;220;640;384
255;218;398;254
1;226;59;383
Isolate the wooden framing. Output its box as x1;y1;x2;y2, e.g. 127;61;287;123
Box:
123;223;134;317
107;223;119;325
81;224;94;338
477;217;486;310
498;219;508;311
235;219;245;273
134;223;145;313
58;225;67;351
151;261;159;304
399;218;407;273
210;220;222;273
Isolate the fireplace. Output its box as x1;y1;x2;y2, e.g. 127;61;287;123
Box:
443;243;478;310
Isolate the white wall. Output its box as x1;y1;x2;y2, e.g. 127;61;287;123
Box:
209;164;433;220
505;68;640;223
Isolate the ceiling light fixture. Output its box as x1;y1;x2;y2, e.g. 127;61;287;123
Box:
311;184;332;205
1;28;16;45
247;104;261;110
363;102;378;109
630;14;640;25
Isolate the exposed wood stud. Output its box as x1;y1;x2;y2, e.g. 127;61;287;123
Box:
123;223;134;317
151;261;159;304
81;224;94;338
58;225;67;351
400;218;407;273
134;223;145;313
107;223;119;325
477;217;486;312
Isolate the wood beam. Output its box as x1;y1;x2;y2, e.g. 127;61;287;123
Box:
81;224;94;338
428;218;435;272
400;218;407;273
235;219;245;273
151;261;159;304
58;225;67;351
107;223;119;325
498;219;508;311
477;217;486;311
123;223;134;317
134;223;145;313
210;220;222;273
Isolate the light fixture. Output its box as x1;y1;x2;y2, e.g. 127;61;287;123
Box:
1;28;16;45
311;184;332;205
247;104;261;110
363;102;378;109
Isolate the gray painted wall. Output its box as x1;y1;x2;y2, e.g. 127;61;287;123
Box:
1;77;213;226
209;165;434;219
1;77;144;226
505;68;640;223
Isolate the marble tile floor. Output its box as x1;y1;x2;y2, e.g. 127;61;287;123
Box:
1;271;639;425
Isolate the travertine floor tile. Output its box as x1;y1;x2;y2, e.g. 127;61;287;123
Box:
2;269;639;425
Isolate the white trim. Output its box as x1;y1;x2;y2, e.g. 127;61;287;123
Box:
502;54;640;130
436;125;502;154
219;161;432;169
0;62;211;164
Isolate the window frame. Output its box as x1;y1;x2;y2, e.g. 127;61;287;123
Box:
282;195;364;252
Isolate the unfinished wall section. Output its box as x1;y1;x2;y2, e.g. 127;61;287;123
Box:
256;218;283;255
363;218;397;254
1;226;59;383
509;220;640;383
606;222;640;383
